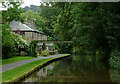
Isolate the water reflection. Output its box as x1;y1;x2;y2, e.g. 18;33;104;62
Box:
24;63;54;82
24;55;120;83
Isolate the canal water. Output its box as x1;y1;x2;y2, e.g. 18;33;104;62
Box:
24;55;120;83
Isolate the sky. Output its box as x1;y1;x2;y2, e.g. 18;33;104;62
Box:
20;0;42;8
0;0;42;10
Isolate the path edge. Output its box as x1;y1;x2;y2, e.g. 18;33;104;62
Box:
3;54;71;83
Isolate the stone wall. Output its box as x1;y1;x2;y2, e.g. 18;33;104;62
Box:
24;32;32;41
43;35;47;40
23;32;47;41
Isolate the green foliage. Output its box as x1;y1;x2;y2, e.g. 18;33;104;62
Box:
22;5;42;12
20;10;51;34
109;49;120;69
57;43;73;54
28;40;38;57
109;69;120;82
42;43;46;50
35;2;119;69
43;49;50;55
52;2;120;61
3;2;119;69
21;4;57;38
0;11;1;18
96;50;106;61
2;2;24;24
2;24;16;59
2;1;29;59
38;6;57;37
53;43;59;49
2;24;29;59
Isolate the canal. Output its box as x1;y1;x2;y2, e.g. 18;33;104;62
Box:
24;55;120;83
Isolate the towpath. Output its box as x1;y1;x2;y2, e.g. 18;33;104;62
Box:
2;54;66;73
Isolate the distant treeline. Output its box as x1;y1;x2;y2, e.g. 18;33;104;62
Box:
22;5;42;12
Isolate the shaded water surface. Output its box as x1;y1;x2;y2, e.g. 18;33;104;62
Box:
24;55;120;83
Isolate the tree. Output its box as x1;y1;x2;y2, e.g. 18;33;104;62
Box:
52;2;120;63
2;1;24;24
39;3;58;38
22;5;42;12
29;40;38;57
2;1;29;59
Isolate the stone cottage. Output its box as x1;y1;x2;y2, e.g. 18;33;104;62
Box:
10;21;47;41
10;20;53;52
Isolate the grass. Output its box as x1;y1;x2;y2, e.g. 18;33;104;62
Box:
1;54;70;82
2;56;36;65
1;58;51;82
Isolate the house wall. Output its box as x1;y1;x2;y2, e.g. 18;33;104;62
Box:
41;34;43;40
35;32;37;40
32;32;36;40
38;34;43;41
43;35;47;40
45;35;47;40
37;33;39;40
21;31;47;41
24;32;33;41
38;33;41;40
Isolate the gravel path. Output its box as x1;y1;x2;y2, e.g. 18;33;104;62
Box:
2;54;65;73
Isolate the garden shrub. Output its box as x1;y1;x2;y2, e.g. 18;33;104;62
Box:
28;40;38;57
43;49;50;55
42;43;46;50
109;49;120;69
2;24;18;59
2;24;29;59
96;50;106;61
109;69;120;82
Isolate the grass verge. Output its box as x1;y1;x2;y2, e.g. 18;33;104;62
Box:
1;54;70;82
2;56;36;65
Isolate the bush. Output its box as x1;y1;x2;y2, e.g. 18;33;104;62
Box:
109;49;120;69
57;43;73;54
2;24;16;59
42;43;46;50
20;51;28;56
96;50;106;61
109;69;120;82
2;24;29;59
43;49;50;55
28;40;38;57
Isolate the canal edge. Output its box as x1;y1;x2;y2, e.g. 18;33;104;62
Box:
3;54;71;83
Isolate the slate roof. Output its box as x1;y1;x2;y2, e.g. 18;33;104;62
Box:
10;21;34;32
10;21;45;34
